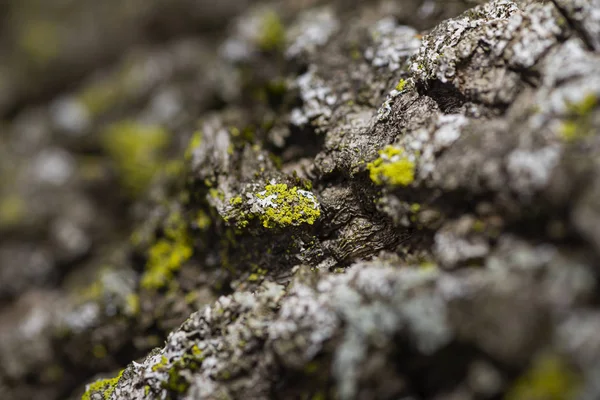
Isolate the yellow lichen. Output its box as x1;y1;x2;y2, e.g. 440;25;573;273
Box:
505;354;581;400
18;20;59;66
209;188;225;201
253;183;321;228
395;79;407;91
351;49;362;60
367;146;415;186
152;356;169;372
163;160;183;178
560;122;578;141
472;220;485;233
81;370;123;400
76;268;143;318
141;212;193;290
195;210;211;230
76;267;116;303
78;62;137;116
230;196;243;206
568;93;598;116
258;11;285;51
184;291;198;305
125;294;140;316
101;121;169;197
0;194;26;228
80;83;119;117
419;261;437;270
191;345;203;357
560;94;598;142
185;131;203;160
150;352;201;394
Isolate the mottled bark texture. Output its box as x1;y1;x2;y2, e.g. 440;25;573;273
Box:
1;0;600;399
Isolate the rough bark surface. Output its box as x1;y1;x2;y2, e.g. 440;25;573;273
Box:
1;0;600;399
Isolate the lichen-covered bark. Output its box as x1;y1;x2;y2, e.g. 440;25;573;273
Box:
1;0;600;399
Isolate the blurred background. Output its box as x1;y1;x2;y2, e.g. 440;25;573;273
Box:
0;1;259;399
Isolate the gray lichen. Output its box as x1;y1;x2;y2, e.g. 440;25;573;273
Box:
2;0;600;399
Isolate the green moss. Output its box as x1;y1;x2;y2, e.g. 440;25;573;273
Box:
102;121;169;197
505;354;581;400
250;183;321;229
560;94;598;142
395;79;407;91
367;146;415;186
141;212;193;290
258;11;285;51
230;196;243;206
81;370;123;400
